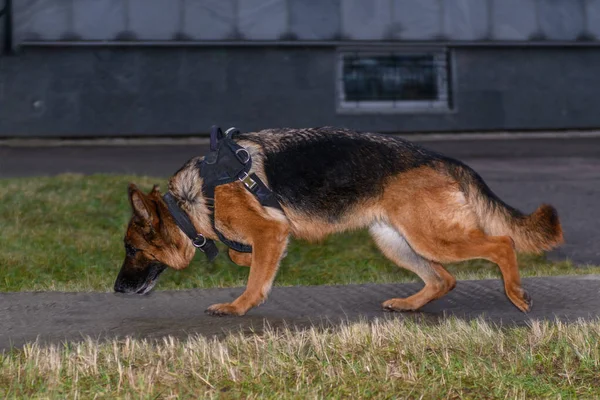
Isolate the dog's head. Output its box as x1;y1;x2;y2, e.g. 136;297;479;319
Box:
113;183;195;295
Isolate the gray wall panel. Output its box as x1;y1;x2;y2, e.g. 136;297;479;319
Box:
341;0;392;40
586;0;600;38
238;0;287;40
14;0;71;41
183;0;236;40
443;0;489;40
538;0;585;40
492;0;537;40
128;0;180;40
73;0;125;40
392;0;441;40
289;0;340;40
1;47;600;137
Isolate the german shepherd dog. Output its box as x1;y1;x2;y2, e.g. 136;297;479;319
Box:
114;127;563;316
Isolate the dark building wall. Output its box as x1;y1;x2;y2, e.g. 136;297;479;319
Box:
0;45;599;137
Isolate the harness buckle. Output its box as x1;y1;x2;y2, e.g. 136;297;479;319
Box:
192;235;207;249
239;172;257;190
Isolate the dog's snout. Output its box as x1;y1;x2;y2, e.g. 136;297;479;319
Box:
113;263;140;294
114;279;129;293
114;261;167;295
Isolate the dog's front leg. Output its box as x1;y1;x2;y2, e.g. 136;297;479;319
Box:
205;183;289;316
206;220;289;316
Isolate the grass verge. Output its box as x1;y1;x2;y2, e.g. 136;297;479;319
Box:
1;174;598;293
1;318;599;398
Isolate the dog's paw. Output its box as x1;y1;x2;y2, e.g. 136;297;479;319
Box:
205;302;246;316
505;285;532;313
510;289;532;313
382;298;419;312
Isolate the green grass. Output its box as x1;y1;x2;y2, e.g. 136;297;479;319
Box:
1;318;599;399
0;174;597;293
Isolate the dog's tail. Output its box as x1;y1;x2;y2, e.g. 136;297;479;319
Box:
446;161;564;253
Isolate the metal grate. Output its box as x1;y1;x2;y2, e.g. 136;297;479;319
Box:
337;49;451;113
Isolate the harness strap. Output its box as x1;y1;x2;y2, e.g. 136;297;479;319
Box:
164;125;283;261
163;192;219;261
240;172;282;210
213;222;252;253
200;126;283;255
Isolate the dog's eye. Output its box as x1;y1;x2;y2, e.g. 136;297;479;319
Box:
125;243;138;257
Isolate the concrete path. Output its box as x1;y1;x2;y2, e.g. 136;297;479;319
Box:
2;275;600;350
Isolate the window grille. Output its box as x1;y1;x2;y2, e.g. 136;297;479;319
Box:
337;49;451;113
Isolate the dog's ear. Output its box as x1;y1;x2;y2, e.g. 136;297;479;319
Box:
128;183;153;222
149;184;161;198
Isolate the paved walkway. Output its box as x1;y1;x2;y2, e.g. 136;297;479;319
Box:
2;276;600;350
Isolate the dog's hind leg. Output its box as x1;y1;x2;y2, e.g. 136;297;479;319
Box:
369;221;456;311
400;226;530;313
380;168;531;312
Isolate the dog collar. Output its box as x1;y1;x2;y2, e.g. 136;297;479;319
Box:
163;192;220;262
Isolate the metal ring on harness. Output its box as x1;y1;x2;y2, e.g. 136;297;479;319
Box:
235;148;251;164
225;127;239;138
192;235;207;248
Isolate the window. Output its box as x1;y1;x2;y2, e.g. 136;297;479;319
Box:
337;49;451;113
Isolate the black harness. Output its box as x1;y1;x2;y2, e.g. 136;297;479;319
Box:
163;126;282;261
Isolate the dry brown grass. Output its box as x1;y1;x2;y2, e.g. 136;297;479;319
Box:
1;318;600;399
